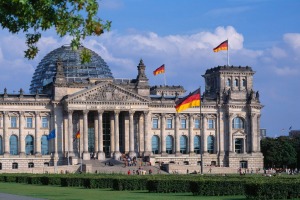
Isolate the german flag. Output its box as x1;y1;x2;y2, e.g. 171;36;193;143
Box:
153;64;165;75
213;40;228;52
73;130;80;142
175;88;201;113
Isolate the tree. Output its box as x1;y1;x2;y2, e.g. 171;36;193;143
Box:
261;136;297;168
0;0;111;63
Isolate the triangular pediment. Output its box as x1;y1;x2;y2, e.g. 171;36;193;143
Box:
233;130;246;136
65;82;149;103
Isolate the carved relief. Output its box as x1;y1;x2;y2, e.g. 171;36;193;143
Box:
86;86;133;101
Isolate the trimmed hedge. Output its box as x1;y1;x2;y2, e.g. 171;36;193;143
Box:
112;177;148;190
147;179;191;193
190;179;245;196
245;179;300;200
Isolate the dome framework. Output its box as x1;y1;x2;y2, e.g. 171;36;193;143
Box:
30;45;113;94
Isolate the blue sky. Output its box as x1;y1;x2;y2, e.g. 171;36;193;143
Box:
0;0;299;137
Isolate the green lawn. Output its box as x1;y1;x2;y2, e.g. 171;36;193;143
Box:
0;182;245;200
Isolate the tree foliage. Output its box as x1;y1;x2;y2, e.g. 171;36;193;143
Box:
0;0;111;63
261;136;298;168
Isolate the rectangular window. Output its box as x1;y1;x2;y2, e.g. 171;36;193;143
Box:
11;116;17;128
42;117;48;128
208;119;215;129
194;119;200;129
26;117;33;128
152;118;158;129
181;119;187;129
167;119;172;129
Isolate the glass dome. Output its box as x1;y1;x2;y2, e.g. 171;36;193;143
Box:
29;45;113;94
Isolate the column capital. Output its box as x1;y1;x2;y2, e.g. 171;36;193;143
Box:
83;110;89;115
35;111;40;116
97;110;104;115
129;110;135;115
3;111;8;116
114;110;120;115
143;111;150;116
251;113;256;118
67;110;74;115
19;111;25;116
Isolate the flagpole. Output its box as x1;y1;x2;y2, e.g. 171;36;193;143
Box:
227;39;229;66
79;137;82;172
163;64;166;86
199;86;203;174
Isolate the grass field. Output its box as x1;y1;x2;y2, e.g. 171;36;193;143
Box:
0;182;246;200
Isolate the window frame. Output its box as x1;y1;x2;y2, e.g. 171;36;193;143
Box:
26;117;33;128
181;118;187;129
166;118;173;129
42;117;48;128
152;118;159;129
11;116;17;128
208;119;215;129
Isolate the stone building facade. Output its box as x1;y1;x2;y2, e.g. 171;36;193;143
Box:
0;45;263;172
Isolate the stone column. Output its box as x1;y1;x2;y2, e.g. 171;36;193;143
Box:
19;111;25;156
257;114;261;152
161;114;166;154
82;110;90;160
113;110;121;159
188;114;194;154
251;113;257;152
97;110;105;160
3;112;9;156
243;137;246;154
203;114;207;153
35;111;41;155
143;111;151;156
215;114;219;154
175;113;180;155
219;112;224;153
228;113;233;153
67;110;74;156
129;111;136;157
110;112;115;157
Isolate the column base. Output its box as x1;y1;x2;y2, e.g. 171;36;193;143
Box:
97;152;105;160
35;152;42;157
129;151;137;158
113;151;122;160
175;152;182;156
143;151;152;157
67;151;75;157
19;152;26;157
82;152;90;160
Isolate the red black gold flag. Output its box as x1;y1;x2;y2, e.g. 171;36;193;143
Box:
73;130;80;142
153;64;165;75
213;40;228;52
175;88;201;113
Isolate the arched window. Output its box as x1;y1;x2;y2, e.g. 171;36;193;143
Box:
207;135;214;154
242;79;246;87
234;79;239;87
28;162;34;168
194;136;201;154
12;162;18;169
0;136;3;155
232;117;244;129
180;135;188;154
25;135;34;155
235;138;243;154
41;135;49;155
226;78;231;87
10;135;18;155
151;135;159;154
166;135;173;154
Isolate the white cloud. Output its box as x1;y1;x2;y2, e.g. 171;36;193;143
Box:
283;33;300;49
274;66;300;76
